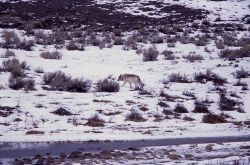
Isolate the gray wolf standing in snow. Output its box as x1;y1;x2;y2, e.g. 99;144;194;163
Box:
118;74;144;89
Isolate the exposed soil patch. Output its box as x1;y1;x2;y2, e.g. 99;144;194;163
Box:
0;0;208;31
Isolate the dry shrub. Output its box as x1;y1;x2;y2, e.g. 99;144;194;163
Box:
183;52;204;62
142;46;159;61
168;73;190;83
85;114;105;127
1;50;15;58
220;45;250;60
167;43;176;48
183;116;195;121
126;109;147;122
193;100;209;113
8;76;24;90
51;108;72;116
2;58;34;90
35;67;44;73
245;17;250;24
1;31;34;50
238;37;250;47
0;106;16;117
219;92;237;111
194;69;227;85
113;37;124;45
166;36;177;43
35;30;67;46
162;50;175;60
194;35;209;46
158;101;169;108
40;51;62;60
202;113;227;124
23;78;35;90
234;80;248;87
216;42;225;49
2;58;29;77
43;71;91;92
174;104;189;113
150;35;164;44
19;39;34;51
9;77;35;90
25;130;44;135
222;34;238;47
235;68;249;79
66;40;80;50
1;31;20;49
96;76;119;92
202;19;211;26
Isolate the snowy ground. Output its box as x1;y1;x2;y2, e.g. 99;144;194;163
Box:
0;36;249;141
0;0;249;143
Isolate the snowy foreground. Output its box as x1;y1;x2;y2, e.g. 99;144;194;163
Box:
0;0;249;143
1;141;250;164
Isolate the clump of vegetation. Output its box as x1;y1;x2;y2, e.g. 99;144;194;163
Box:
66;40;80;50
35;30;67;46
219;92;237;111
40;51;62;60
1;31;34;50
43;71;91;92
25;130;45;135
1;50;15;58
2;58;35;90
1;31;20;49
19;39;35;51
113;37;124;45
34;67;44;73
142;46;159;61
194;69;227;85
174;104;189;113
216;42;225;49
193;99;209;113
96;76;119;92
202;113;227;124
235;68;249;79
194;34;209;46
234;80;248;90
150;35;164;44
220;45;250;60
51;108;73;116
183;52;204;62
85;114;105;127
126;109;147;122
162;50;175;60
183;116;195;121
8;77;35;90
0;106;16;117
245;17;250;24
168;73;190;83
2;58;29;73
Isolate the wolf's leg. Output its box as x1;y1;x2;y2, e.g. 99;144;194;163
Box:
129;82;132;88
134;82;138;88
122;81;127;87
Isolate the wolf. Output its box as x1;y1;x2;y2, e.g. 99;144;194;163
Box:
118;74;143;89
